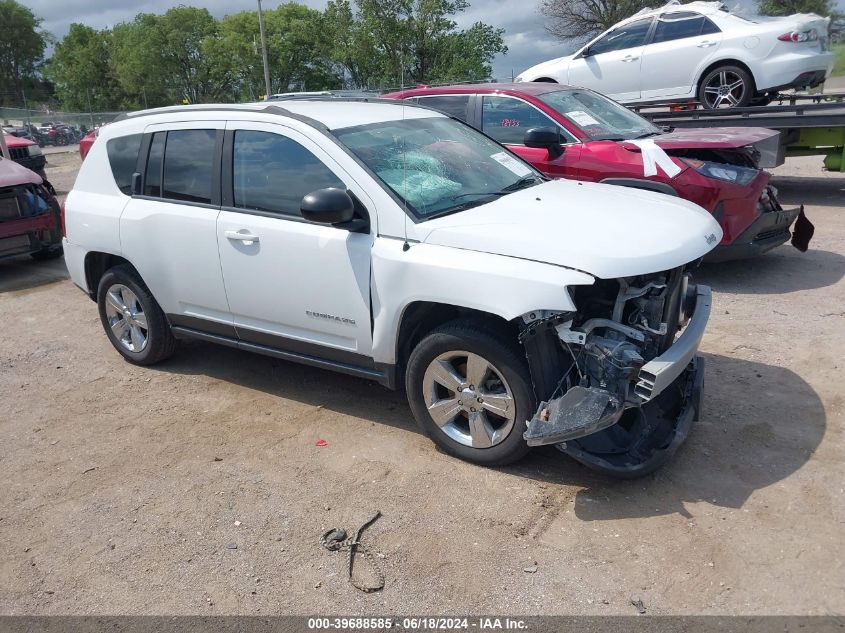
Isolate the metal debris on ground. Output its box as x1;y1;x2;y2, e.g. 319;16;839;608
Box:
320;511;384;593
631;598;646;614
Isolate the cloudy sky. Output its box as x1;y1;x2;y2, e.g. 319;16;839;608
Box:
16;0;845;81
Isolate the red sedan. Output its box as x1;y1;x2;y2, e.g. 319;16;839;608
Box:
385;83;811;260
79;128;98;160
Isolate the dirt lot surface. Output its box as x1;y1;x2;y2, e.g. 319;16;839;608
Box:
1;151;843;616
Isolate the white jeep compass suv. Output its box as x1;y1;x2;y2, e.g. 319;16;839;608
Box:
64;99;721;477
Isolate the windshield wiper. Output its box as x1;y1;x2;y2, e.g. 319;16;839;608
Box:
633;131;662;139
425;199;492;219
498;175;543;193
448;176;543;203
448;191;507;202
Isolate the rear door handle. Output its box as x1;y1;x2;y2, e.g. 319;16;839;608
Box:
621;55;639;62
697;40;716;47
225;229;260;244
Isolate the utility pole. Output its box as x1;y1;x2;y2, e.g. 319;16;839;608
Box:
257;0;272;100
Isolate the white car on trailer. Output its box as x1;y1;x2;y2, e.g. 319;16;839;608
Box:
518;0;834;108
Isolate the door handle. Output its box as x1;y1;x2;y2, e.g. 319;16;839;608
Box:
225;229;260;244
697;40;716;47
621;55;639;62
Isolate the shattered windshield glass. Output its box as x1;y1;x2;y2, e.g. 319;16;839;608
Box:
538;89;662;141
334;117;544;220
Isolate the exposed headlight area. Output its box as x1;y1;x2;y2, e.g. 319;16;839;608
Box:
682;158;759;186
27;144;43;157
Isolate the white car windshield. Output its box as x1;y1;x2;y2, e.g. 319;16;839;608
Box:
538;89;662;141
334;117;544;220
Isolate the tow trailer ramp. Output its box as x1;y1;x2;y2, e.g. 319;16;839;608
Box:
633;92;845;171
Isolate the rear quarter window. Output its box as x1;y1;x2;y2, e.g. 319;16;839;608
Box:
106;134;142;195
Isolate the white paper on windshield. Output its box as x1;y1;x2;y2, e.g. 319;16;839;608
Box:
566;110;600;127
491;151;533;177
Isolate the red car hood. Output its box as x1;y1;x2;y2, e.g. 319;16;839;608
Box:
0;157;42;187
620;127;778;151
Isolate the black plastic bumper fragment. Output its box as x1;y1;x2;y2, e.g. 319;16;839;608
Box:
706;205;809;262
558;355;705;479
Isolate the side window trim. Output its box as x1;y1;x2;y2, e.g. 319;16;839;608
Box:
481;95;578;145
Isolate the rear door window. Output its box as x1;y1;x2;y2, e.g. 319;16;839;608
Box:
652;12;720;43
414;95;471;121
232;130;344;217
161;129;217;204
106;134;142;195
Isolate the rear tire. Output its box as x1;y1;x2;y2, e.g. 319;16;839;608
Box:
697;65;754;109
405;319;535;466
97;265;176;366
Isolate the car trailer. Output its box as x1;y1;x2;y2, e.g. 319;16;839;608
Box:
633;92;845;172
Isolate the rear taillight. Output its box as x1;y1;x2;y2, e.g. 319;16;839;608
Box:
778;29;818;42
60;199;66;237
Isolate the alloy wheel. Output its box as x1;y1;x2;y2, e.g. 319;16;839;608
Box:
421;350;516;449
104;283;148;353
702;70;747;108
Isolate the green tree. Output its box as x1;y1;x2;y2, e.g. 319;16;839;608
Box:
540;0;653;40
0;0;49;105
110;7;233;107
209;3;340;99
757;0;834;16
324;0;382;88
354;0;507;87
43;24;123;111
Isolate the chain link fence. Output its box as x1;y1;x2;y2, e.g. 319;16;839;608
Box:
1;106;126;131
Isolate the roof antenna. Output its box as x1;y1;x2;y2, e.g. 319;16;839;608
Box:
401;46;411;252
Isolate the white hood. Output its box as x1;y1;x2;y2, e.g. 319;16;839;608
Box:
418;179;723;279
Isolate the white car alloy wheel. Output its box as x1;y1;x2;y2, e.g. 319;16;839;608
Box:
702;69;748;108
421;350;516;449
104;283;149;353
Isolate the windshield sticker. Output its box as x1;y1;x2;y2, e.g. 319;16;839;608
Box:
490;151;533;177
566;110;600;127
501;118;521;127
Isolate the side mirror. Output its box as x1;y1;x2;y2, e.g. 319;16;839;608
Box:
524;127;564;159
301;187;355;225
580;46;592;58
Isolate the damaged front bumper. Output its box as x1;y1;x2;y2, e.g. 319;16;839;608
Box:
523;283;712;477
707;205;814;262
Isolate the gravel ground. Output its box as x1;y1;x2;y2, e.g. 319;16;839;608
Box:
0;151;843;616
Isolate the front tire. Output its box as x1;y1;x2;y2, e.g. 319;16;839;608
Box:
405;320;535;466
698;65;754;109
97;265;176;366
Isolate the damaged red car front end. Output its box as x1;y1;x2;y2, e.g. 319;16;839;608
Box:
0;158;63;261
386;83;812;260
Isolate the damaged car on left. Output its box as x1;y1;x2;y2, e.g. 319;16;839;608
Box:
63;99;722;477
0;155;63;261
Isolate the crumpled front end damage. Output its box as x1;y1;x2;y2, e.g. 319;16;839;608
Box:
521;266;710;478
